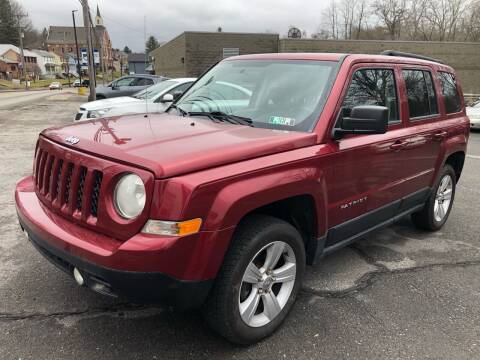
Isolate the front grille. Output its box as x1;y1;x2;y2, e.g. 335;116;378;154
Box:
34;149;103;220
90;171;102;217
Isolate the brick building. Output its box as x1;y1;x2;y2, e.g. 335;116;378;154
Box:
150;32;279;78
151;32;480;94
46;6;113;70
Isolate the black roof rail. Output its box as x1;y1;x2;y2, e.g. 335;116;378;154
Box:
380;50;445;65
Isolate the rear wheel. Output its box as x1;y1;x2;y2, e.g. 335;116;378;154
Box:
412;165;456;231
203;215;305;345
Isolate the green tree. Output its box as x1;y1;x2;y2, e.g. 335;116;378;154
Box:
0;0;19;45
145;35;159;54
123;46;132;54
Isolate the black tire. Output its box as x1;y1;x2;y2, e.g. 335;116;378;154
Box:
96;95;105;100
203;214;306;345
411;164;456;231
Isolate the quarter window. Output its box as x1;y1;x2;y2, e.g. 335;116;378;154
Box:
403;70;438;118
342;69;399;123
438;72;462;114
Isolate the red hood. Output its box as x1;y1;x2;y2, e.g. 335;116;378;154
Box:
41;113;318;179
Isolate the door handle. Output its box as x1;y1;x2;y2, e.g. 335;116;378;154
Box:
390;141;407;150
434;131;448;140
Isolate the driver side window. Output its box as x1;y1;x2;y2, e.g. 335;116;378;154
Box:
342;69;399;123
115;77;135;87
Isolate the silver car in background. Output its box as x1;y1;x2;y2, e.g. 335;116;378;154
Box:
95;74;168;99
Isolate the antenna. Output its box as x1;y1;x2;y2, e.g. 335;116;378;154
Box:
144;15;149;117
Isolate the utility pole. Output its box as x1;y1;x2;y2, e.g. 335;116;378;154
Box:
72;10;82;85
80;0;96;101
15;14;28;90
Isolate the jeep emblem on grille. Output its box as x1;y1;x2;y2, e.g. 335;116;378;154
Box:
65;136;80;145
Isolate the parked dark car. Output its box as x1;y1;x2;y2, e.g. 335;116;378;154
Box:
16;52;469;344
95;74;167;100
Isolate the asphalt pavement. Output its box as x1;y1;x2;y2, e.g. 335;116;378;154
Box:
0;93;479;359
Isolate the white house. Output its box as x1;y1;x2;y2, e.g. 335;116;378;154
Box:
32;49;57;78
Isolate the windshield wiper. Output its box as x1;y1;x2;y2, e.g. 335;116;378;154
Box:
168;104;188;116
187;111;253;127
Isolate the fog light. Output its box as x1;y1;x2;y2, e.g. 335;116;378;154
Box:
73;268;85;286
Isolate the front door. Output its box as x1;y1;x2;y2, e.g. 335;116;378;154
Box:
326;65;410;246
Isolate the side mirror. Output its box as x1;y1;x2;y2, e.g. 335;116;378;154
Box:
160;93;174;103
333;105;389;140
172;91;183;101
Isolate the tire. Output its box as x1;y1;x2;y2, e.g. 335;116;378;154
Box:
412;164;456;231
203;214;306;345
96;95;105;100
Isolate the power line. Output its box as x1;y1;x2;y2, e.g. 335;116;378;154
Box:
100;14;145;34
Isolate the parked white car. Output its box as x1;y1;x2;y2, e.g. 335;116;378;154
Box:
74;78;196;121
466;100;480;130
49;82;63;90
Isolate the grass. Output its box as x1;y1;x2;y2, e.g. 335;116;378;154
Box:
0;75;112;90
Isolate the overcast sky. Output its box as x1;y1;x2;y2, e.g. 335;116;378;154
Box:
21;0;328;52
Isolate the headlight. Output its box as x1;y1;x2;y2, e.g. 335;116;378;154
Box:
114;173;146;219
87;108;111;118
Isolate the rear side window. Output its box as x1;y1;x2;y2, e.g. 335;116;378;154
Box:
403;70;438;118
135;78;154;86
342;69;399;123
438;72;462;114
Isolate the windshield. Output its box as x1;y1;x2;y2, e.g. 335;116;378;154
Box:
174;60;337;131
132;80;179;100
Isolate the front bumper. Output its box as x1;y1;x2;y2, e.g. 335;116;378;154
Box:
470;119;480;129
74;109;88;121
19;219;212;308
14;176;234;308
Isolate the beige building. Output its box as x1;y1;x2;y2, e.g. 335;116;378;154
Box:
151;32;480;94
151;32;279;78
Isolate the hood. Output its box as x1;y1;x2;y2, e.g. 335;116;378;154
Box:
41;113;318;179
80;96;142;110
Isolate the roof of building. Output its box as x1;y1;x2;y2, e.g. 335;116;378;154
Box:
0;56;18;64
47;26;106;45
0;44;38;58
128;53;147;62
32;49;56;58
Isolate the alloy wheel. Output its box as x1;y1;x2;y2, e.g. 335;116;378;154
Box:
434;174;453;222
238;241;297;328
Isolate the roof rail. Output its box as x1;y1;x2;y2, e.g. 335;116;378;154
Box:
380;50;445;64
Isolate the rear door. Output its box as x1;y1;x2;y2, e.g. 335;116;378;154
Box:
326;64;410;246
130;77;155;94
397;67;445;212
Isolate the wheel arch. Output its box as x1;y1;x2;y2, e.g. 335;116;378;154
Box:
444;150;465;181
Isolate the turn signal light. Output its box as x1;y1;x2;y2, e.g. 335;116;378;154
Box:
142;218;202;236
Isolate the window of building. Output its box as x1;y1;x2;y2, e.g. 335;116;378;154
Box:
222;48;239;59
403;69;439;118
342;68;399;123
438;72;462;114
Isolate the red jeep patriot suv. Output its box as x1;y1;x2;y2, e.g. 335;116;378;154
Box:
16;51;469;344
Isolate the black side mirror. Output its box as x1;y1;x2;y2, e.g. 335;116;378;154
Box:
172;91;183;101
333;105;389;140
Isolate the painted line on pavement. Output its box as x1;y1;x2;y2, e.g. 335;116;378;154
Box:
467;154;480;159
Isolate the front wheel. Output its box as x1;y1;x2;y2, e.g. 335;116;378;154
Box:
412;165;456;231
203;215;305;345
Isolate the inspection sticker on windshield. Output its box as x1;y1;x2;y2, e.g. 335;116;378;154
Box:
268;116;296;126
